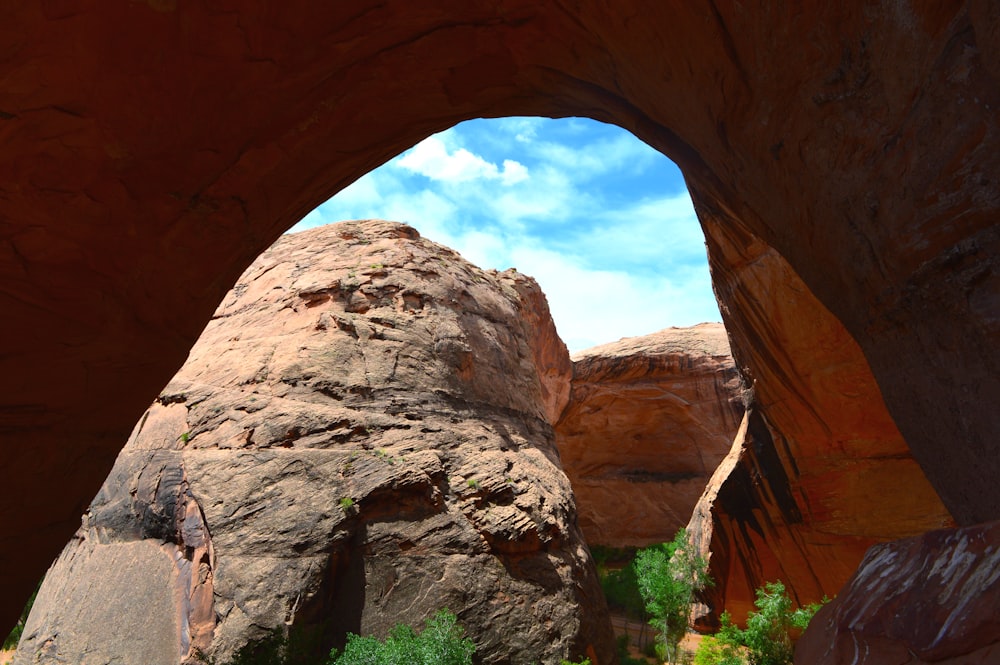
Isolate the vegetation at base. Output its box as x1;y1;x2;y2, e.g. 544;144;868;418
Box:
592;546;655;663
4;580;40;650
693;580;828;665
601;559;646;621
330;609;474;665
693;635;743;665
200;610;474;665
589;544;637;568
633;528;712;664
614;635;656;665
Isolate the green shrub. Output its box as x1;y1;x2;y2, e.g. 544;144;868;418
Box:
693;635;743;665
329;609;474;665
694;581;827;665
200;610;472;665
600;561;645;620
622;657;654;665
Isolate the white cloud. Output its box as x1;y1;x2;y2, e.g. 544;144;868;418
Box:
574;192;709;270
290;117;722;352
397;136;528;185
500;159;529;185
503;245;719;352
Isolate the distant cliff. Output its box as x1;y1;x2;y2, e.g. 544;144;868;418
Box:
555;323;742;547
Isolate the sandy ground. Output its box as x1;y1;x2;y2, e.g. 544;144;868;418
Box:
610;612;706;664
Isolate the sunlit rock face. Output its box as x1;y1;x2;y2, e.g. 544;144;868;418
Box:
1;2;997;639
555;324;743;547
16;221;614;665
687;222;954;625
796;519;1000;665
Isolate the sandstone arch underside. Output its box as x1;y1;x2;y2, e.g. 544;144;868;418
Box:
1;1;998;628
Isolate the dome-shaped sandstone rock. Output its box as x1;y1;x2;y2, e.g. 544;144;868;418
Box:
16;221;613;665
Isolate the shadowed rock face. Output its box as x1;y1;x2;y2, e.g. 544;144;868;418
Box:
796;520;1000;665
1;1;998;636
15;221;613;665
555;324;743;547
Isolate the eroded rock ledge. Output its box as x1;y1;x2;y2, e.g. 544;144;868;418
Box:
16;221;613;665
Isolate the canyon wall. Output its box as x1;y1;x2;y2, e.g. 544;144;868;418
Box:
15;221;612;665
555;324;742;547
0;2;996;641
687;216;954;624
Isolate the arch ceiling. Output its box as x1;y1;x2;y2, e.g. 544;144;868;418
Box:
0;1;997;628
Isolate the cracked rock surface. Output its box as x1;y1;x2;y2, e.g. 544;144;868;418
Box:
16;221;612;665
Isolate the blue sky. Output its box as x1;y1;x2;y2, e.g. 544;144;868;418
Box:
292;117;721;351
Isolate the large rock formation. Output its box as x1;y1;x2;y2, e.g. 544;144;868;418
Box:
555;324;743;547
15;221;613;665
687;224;955;624
0;2;997;638
796;520;1000;665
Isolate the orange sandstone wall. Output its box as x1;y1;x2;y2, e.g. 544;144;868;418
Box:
556;324;742;548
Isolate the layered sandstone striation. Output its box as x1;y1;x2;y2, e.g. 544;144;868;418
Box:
796;520;1000;665
687;221;955;625
1;2;998;635
15;221;612;665
555;324;743;547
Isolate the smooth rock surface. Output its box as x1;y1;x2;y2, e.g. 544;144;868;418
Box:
686;219;956;625
1;2;998;629
555;324;743;547
796;520;1000;665
16;221;613;665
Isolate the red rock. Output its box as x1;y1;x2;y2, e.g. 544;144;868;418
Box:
0;3;997;630
15;221;613;665
795;520;1000;665
555;324;743;547
687;223;954;625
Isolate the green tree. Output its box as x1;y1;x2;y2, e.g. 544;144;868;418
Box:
633;529;712;663
695;580;826;665
329;609;475;665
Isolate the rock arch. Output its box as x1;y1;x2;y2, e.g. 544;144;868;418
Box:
1;1;997;630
